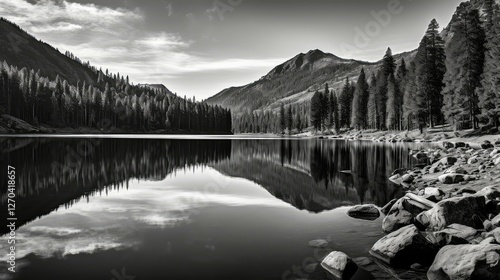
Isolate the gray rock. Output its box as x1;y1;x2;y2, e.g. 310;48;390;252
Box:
381;199;397;216
428;243;500;280
347;205;380;221
401;174;414;184
444;166;468;175
382;197;428;233
321;251;358;280
455;142;466;148
438;173;465;184
492;213;500;228
309;239;329;248
426;224;478;246
424;187;443;197
353;257;372;266
416;195;487;231
443;142;454;149
370;225;439;267
483;228;500;243
476;186;500;200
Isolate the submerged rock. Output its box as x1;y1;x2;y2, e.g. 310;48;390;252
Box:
417;195;487;231
309;239;329;248
370;225;439;267
428;243;500;280
321;251;358;280
347;205;380;221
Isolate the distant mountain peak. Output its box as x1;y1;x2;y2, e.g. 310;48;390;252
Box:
265;49;347;79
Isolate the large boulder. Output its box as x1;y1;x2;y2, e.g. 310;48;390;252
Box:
321;251;358;280
401;174;414;184
476;186;500;200
428;244;500;280
426;224;478;246
347;205;380;221
443;142;454;149
438;173;465;184
381;199;397;215
417;195;487;231
370;225;439;267
382;197;428;233
430;157;458;174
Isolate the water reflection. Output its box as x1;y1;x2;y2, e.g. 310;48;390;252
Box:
0;137;424;234
0;137;429;280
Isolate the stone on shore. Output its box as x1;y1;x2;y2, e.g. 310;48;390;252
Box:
382;197;428;233
416;195;487;231
476;186;500;200
321;251;358;280
426;224;478;246
438;173;465;184
381;199;397;215
443;142;454;149
370;225;439;267
347;205;380;221
428;243;500;280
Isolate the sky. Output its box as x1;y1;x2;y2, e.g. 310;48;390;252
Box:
0;0;463;99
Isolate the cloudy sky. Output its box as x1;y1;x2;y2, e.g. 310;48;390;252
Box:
0;0;462;99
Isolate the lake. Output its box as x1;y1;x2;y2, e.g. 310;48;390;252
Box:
0;137;428;280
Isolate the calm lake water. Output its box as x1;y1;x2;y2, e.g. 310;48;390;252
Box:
0;137;428;280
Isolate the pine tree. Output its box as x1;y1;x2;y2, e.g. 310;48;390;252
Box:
425;19;446;126
395;59;407;130
415;36;431;129
339;77;352;128
478;2;500;126
332;93;340;133
386;74;397;130
367;73;378;129
351;68;369;130
286;105;293;133
442;4;486;130
403;62;418;130
279;102;286;133
310;91;322;131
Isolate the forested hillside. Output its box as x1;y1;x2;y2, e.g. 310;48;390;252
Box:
224;0;500;134
0;18;232;134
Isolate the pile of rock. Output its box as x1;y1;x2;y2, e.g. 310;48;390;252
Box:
319;140;500;280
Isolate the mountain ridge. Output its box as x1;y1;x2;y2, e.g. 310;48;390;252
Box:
206;48;414;113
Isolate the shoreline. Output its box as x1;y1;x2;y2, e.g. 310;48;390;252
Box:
329;138;500;279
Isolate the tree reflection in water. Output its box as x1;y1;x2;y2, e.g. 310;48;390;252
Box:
0;137;427;234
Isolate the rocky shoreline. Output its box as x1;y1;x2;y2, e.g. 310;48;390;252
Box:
320;139;500;280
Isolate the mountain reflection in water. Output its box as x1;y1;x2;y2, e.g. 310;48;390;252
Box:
0;137;430;280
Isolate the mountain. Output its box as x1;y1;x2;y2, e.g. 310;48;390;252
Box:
206;49;414;113
206;0;499;114
0;18;98;85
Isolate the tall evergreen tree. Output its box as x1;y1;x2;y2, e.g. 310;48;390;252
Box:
279;102;286;133
386;74;397;130
310;91;322;131
425;19;446;126
351;68;369;130
286;105;293;133
338;77;353;128
367;73;378;129
442;4;486;129
478;2;500;126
